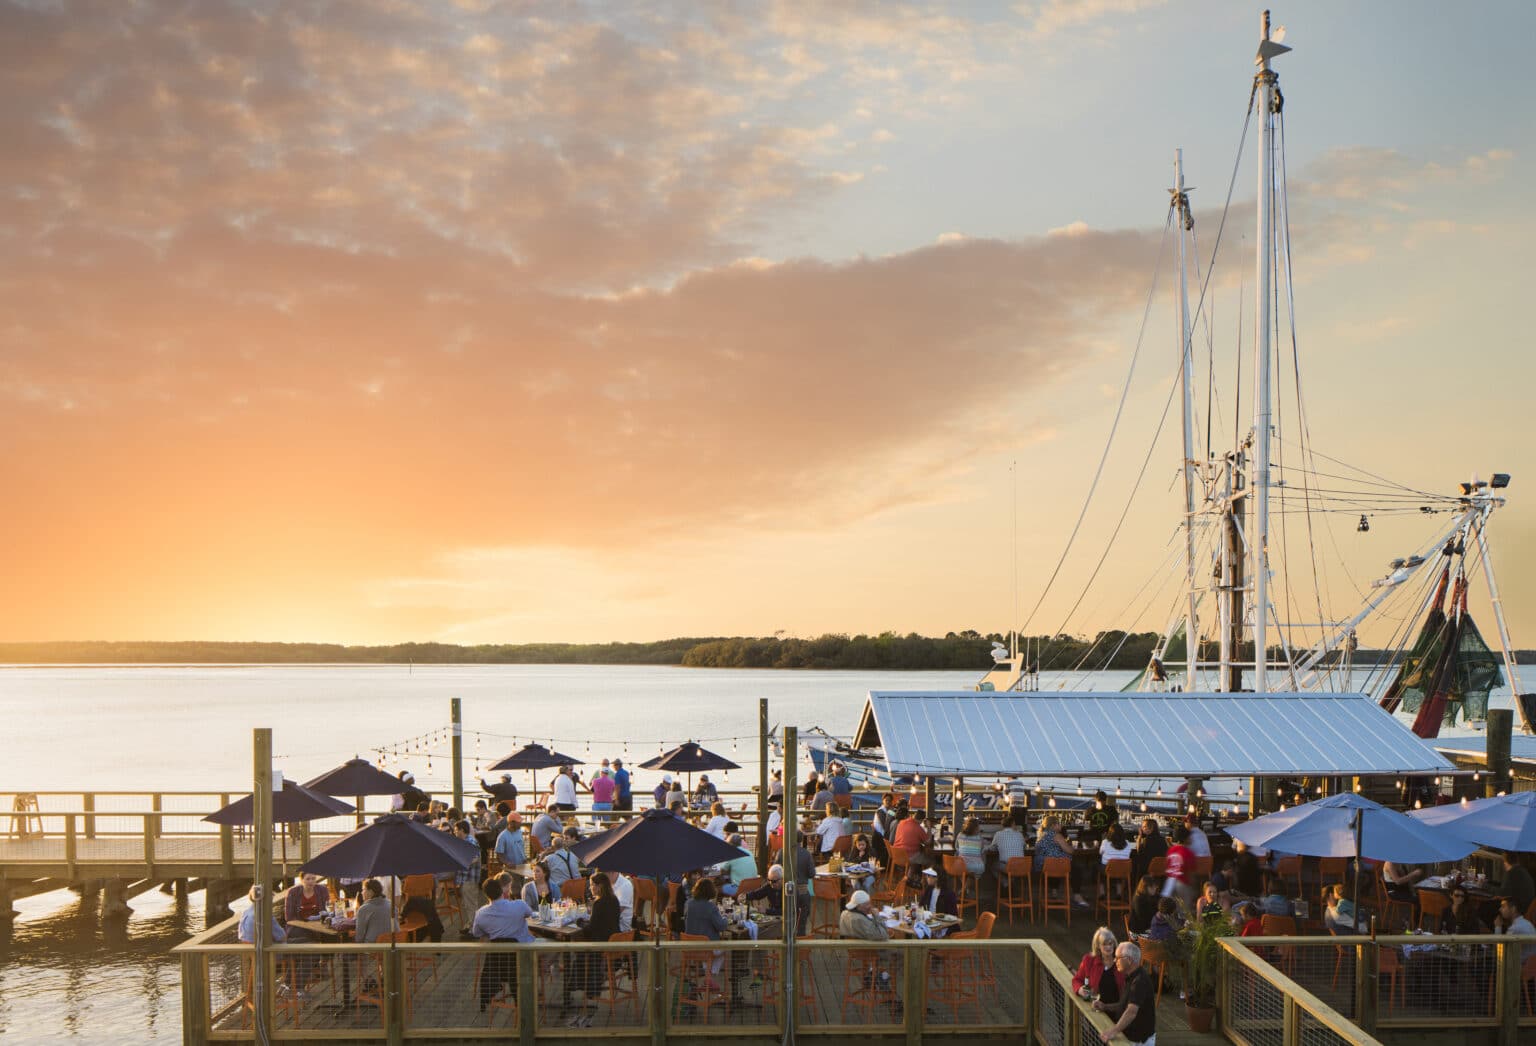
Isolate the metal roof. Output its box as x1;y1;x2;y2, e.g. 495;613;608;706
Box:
1433;734;1536;763
853;690;1457;778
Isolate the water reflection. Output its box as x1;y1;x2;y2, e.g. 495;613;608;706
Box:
0;884;202;1043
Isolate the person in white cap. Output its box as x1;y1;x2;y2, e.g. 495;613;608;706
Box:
653;774;673;809
838;890;889;941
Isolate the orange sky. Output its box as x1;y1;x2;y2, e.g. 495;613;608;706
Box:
3;2;1533;651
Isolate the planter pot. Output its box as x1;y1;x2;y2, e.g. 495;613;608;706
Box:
1185;1003;1216;1033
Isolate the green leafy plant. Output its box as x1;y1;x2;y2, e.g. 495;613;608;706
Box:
1178;909;1235;1009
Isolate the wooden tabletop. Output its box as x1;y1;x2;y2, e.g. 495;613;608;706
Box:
287;919;343;937
882;913;961;938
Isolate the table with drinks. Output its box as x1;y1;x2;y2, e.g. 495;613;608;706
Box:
879;903;961;938
527;900;590;940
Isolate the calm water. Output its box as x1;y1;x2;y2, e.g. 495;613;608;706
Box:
0;662;1513;1042
0;663;977;1044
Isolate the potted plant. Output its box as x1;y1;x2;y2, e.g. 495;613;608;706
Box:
1177;908;1234;1033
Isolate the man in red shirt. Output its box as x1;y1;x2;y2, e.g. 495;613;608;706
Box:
891;810;931;863
1162;825;1196;907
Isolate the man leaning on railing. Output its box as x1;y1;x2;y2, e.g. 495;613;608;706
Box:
1093;941;1156;1046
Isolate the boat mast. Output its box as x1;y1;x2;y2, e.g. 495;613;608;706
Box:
1173;150;1199;688
1251;10;1289;693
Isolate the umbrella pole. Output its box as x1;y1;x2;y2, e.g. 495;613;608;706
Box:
1351;811;1363;932
356;794;364;830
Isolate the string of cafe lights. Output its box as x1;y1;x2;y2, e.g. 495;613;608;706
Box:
368;727;763;780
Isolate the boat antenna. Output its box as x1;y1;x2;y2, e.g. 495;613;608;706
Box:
1251;9;1290;693
1012;458;1019;661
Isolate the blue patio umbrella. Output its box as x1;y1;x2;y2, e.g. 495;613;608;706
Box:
1228;792;1478;928
300;813;478;879
487;743;584;805
1408;791;1536;852
300;813;477;953
567;807;745;885
304;758;408;827
204;779;356;877
640;741;740;795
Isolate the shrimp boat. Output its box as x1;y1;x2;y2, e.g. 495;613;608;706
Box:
808;12;1532;800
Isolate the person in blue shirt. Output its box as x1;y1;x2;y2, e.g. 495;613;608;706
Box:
237;884;285;944
472;878;537;1011
612;758;632;811
829;766;853;799
494;815;527;868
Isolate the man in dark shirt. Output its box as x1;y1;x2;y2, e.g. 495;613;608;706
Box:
480;774;519;806
1230;839;1263;898
1500;851;1534;913
1094;941;1156;1045
1086;791;1117;844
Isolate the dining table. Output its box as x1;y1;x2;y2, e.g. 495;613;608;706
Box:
879;909;962;938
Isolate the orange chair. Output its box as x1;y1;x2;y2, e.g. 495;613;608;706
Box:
1099;859;1132;923
1319;856;1348;885
1147;856;1167;879
1042;856;1073;926
927;947;980;1019
1190;855;1213;887
601;931;641;1019
402;874;436;902
436;878;463;925
1138;938;1171;999
831;834;853;857
380;929;436;1016
833;794;853;812
1260;914;1298;976
1378;946;1405;1008
1519;952;1536;1015
737;876;764;898
528;835;544;861
999;856;1034;925
810;876;843;937
947;911;999;1000
354;952;388;1025
1417;890;1449;931
673;932;726;1022
1373;877;1414;932
631;878;658;937
841;948;898;1022
560;877;589;903
759;938;817;1021
887;846;911;887
1268;855;1303;899
942;854;979;919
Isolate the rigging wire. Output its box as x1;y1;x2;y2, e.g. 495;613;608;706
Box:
1028;83;1260;666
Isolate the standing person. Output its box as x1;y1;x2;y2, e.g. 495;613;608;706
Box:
1498;851;1534;913
1164;826;1196;907
1183;812;1212;859
1093;942;1156;1046
1132;817;1167;881
829;765;853;800
1230;839;1263;898
871;793;897;864
481;774;519;807
552;765;578;812
590;767;616;812
1073;927;1125;1002
471;878;536;1012
892;809;932;866
815;803;850;861
768;770;785;802
611;758;632;812
787;833;815;935
1086;791;1117;844
454;819;485;929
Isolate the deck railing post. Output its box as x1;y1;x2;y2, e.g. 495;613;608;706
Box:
180;952;210;1042
82;793;95;840
1024;943;1039;1041
649;943;666;1046
1282;995;1299;1046
517;946;537;1046
1217;944;1230;1036
904;941;926;1045
151;794;163;838
1497;939;1519;1046
1354;940;1378;1035
385;947;404;1046
220;823;234;880
142;815;156;877
65;813;77;879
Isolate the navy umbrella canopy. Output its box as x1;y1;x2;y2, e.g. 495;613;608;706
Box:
304;758;408;798
568;807;745;885
640;741;739;794
488;743;584;803
300;813;478;879
204;779;355;826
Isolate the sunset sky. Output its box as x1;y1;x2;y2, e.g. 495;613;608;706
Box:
3;0;1533;650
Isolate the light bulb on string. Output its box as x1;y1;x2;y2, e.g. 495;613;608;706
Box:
1048;795;1057;808
1413;799;1422;809
1140;801;1148;812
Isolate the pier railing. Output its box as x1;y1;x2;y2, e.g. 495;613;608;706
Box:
175;922;1119;1044
1217;934;1536;1045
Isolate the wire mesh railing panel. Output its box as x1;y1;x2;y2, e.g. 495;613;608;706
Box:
1224;952;1286;1046
1261;941;1354;1018
206;952;251;1036
269;946;386;1039
1035;955;1068;1046
1298;1009;1358;1046
924;945;1027;1028
660;941;786;1032
792;943;905;1030
1377;940;1499;1024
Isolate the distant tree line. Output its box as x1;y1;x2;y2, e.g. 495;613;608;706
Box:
2;634;1531;668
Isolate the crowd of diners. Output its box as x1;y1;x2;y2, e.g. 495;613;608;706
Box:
234;764;1536;1032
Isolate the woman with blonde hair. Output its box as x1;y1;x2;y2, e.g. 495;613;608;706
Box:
1071;926;1125;1002
1033;816;1088;909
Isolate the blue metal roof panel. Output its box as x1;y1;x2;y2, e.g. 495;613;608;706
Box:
861;691;1455;777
